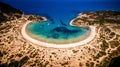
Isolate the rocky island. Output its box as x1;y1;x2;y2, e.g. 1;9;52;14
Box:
0;2;120;67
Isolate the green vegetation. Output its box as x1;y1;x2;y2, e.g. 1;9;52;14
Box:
109;32;115;39
109;41;120;48
61;61;69;66
101;40;109;51
104;28;111;33
74;10;120;26
101;46;120;67
28;15;44;21
9;55;14;59
117;46;120;52
16;53;23;57
79;62;83;66
96;16;105;25
0;51;3;57
93;51;106;61
0;56;29;67
72;50;79;53
0;51;7;58
109;47;120;58
0;13;7;22
86;62;94;67
73;18;81;22
44;61;49;67
51;52;56;55
30;52;37;58
105;19;120;24
8;59;19;67
100;57;111;67
18;56;29;66
82;17;87;22
96;10;120;24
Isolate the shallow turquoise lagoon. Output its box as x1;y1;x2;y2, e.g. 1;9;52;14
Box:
26;21;89;44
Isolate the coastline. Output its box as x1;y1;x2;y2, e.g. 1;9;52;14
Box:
69;19;75;26
1;2;120;66
21;20;96;48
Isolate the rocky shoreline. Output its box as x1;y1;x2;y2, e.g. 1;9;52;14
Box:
0;2;120;67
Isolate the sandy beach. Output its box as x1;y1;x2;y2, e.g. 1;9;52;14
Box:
21;21;96;48
69;19;76;26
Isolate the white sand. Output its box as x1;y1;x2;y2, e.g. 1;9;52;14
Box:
21;21;96;48
69;19;76;26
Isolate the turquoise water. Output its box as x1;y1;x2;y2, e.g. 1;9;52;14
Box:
27;21;89;41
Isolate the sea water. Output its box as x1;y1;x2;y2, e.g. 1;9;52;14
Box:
1;0;120;25
1;0;120;43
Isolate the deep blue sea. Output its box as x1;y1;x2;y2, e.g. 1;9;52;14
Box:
1;0;120;43
1;0;120;25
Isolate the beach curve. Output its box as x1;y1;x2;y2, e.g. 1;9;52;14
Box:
21;21;96;48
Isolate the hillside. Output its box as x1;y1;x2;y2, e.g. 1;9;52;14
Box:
72;10;120;26
0;2;23;22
